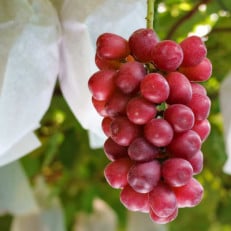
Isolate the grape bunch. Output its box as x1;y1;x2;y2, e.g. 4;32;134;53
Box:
88;28;212;224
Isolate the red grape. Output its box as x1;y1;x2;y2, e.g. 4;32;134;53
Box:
104;158;133;189
180;35;207;67
192;119;211;142
149;182;177;218
104;138;128;161
144;118;174;147
88;70;116;101
191;82;207;95
127;160;161;193
115;61;146;94
149;207;178;224
101;117;112;137
120;184;149;213
166;72;192;105
128;137;159;162
167;130;201;159
141;73;170;104
187;94;211;120
173;178;204;208
96;33;130;60
164;104;195;133
180;57;212;82
162;158;193;187
110;116;141;146
105;89;131;116
188;150;203;175
91;97;108;117
126;96;157;125
151;40;183;71
129;28;159;62
95;54;121;70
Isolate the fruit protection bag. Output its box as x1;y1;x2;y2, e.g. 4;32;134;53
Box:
0;0;146;165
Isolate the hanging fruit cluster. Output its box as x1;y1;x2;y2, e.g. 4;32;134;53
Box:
88;28;212;224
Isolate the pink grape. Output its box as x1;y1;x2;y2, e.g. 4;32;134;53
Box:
191;82;207;95
180;57;212;82
115;61;146;94
105;90;131;116
173;178;204;208
180;35;207;67
164;104;195;133
162;158;193;187
144;118;174;147
110;116;141;146
149;182;177;218
101;117;112;137
127;160;161;193
104;158;133;189
192;119;211;142
166;72;192;105
126;96;157;125
167;130;201;159
151;40;183;71
128;28;159;62
187;94;211;120
104;138;128;161
188;150;203;175
149;207;178;224
120;184;149;213
128;137;159;162
140;73;170;104
88;70;116;101
96;33;130;60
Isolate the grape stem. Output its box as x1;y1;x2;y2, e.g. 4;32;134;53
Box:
146;0;155;30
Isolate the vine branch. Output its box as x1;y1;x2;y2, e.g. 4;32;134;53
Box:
165;0;211;39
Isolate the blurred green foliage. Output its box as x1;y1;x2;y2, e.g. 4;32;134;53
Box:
1;0;231;230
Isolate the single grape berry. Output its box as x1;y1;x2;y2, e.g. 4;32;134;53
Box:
104;158;133;189
96;33;130;60
162;158;193;187
144;118;174;147
172;178;204;208
187;94;211;121
129;28;159;62
128;137;159;162
110;116;141;146
126;96;157;125
179;57;212;82
167;130;202;159
151;40;183;71
141;73;170;104
166;72;192;105
127;160;161;193
149;207;178;224
180;35;207;67
103;137;128;161
88;70;116;101
149;182;177;218
120;185;150;213
164;104;195;133
115;61;146;94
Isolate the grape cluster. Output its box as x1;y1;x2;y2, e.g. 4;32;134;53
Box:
88;28;212;224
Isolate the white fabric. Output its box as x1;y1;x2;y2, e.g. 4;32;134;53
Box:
0;0;146;164
220;72;231;174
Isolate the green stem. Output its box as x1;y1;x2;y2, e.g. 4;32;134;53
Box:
146;0;155;30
